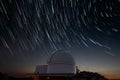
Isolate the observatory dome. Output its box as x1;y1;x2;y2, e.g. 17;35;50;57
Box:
47;50;76;74
47;50;75;65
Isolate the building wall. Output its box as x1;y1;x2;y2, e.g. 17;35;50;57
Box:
47;64;76;74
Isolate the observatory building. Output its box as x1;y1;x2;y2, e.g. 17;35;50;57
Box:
35;50;76;80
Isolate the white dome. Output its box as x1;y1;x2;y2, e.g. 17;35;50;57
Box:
47;50;75;65
47;50;76;74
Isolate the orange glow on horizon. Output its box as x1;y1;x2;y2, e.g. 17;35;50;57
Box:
100;72;120;79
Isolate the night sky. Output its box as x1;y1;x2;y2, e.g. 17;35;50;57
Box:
0;0;120;79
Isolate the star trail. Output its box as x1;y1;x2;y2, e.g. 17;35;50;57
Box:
0;0;120;78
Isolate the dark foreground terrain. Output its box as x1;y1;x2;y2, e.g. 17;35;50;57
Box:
0;71;109;80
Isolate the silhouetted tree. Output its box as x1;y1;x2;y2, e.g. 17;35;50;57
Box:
76;66;80;74
76;71;108;80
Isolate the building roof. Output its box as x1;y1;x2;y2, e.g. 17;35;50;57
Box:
47;50;75;65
